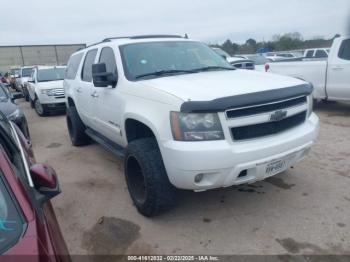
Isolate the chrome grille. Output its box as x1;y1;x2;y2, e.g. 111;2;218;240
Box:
47;88;65;98
226;96;308;141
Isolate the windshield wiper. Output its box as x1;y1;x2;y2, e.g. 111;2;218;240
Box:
193;66;235;72
135;69;198;79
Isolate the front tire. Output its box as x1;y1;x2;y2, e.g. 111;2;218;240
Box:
34;98;47;116
66;106;90;146
125;138;177;217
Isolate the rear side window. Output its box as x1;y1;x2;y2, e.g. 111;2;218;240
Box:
99;47;118;75
315;50;328;58
66;53;84;80
338;39;350;60
81;49;98;82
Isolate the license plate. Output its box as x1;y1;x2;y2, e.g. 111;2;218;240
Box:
265;159;286;175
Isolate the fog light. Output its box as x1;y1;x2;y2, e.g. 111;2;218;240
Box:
194;173;204;183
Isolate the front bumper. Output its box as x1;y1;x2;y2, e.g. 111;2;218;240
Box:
38;95;66;111
161;113;319;190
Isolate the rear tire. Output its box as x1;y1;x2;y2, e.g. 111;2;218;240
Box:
125;138;177;217
66;106;90;146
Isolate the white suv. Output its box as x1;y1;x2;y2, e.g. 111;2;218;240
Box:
27;66;66;116
64;35;319;216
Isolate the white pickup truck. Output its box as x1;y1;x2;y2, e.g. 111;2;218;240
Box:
64;35;319;216
267;36;350;101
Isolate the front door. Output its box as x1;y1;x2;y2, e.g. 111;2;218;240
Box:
93;47;124;145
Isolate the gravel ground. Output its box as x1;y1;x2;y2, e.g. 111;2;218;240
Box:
18;99;350;256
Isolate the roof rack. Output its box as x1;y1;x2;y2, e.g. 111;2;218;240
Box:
84;34;188;50
103;35;184;42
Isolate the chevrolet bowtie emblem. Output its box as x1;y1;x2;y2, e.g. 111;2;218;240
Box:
270;110;287;122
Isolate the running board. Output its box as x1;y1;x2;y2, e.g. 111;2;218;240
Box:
85;128;125;159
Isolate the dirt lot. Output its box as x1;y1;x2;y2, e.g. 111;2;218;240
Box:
18;99;350;255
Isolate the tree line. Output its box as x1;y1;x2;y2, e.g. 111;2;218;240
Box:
210;32;339;55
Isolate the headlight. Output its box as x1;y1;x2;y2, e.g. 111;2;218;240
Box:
170;112;224;141
41;89;54;96
8;108;22;121
307;95;313;117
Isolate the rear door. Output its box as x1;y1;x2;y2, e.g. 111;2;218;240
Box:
75;49;98;128
327;38;350;101
93;46;124;144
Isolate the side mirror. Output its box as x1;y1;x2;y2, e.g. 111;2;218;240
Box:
30;164;60;202
92;63;117;88
11;92;23;100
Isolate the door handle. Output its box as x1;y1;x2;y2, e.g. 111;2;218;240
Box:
76;87;82;93
332;67;344;71
91;92;99;98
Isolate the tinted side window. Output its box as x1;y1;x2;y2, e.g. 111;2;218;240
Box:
338;39;350;60
315;50;328;58
66;53;84;80
99;47;118;75
0;174;25;255
81;49;98;82
305;50;314;58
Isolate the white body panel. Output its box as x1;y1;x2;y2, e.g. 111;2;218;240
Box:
64;37;319;191
268;36;350;101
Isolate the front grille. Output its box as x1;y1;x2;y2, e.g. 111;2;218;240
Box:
226;96;307;118
48;88;65;97
231;111;307;140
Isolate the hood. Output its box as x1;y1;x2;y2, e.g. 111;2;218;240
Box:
0;99;17;116
36;80;63;89
141;70;306;102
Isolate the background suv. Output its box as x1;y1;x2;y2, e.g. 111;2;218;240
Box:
27;66;66;116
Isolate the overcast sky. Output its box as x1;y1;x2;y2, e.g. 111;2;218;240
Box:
1;0;349;46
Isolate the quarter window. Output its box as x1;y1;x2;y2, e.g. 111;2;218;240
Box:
99;47;118;75
338;39;350;60
315;50;328;58
66;53;84;80
305;50;314;58
81;49;98;82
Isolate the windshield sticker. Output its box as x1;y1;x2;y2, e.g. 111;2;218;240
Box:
0;219;16;231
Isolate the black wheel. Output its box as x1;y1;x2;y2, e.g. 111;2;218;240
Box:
23;87;29;101
125;138;177;217
66;106;90;146
34;98;47;116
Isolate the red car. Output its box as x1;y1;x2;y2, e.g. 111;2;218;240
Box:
0;112;70;261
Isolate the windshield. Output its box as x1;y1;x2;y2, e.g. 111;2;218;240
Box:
120;41;232;80
21;68;33;77
213;48;231;58
37;67;66;82
245;55;268;65
10;69;20;76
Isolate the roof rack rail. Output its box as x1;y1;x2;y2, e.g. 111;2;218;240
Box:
82;35;188;50
103;35;184;42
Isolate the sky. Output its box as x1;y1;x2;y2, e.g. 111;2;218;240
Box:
0;0;349;46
